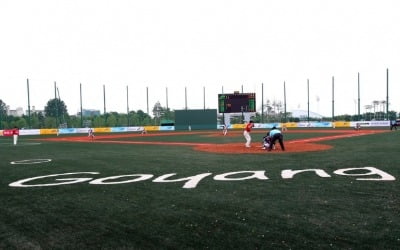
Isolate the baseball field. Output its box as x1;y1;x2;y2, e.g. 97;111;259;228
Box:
1;128;399;249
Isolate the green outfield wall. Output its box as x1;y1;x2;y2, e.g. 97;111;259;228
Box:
174;109;217;130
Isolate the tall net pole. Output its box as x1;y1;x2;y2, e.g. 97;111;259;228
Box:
166;87;169;110
386;68;389;120
358;73;360;120
126;85;129;126
284;81;287;123
80;83;83;127
185;86;187;110
55;81;59;128
307;79;310;122
261;82;264;123
203;86;205;110
103;84;107;125
146;87;149;114
27;78;31;128
332;76;335;121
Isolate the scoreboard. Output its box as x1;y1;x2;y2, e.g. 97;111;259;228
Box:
218;93;256;113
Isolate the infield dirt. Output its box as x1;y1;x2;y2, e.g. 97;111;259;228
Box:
40;129;388;154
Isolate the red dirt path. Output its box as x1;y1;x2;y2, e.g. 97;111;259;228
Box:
40;129;388;154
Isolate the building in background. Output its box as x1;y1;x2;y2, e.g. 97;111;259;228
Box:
78;109;101;117
6;106;24;117
31;106;44;115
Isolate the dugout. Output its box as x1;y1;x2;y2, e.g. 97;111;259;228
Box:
174;109;217;130
160;119;174;126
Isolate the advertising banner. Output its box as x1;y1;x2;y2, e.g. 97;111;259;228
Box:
159;126;174;131
313;122;332;128
76;128;90;134
231;124;245;129
297;122;333;128
19;129;41;136
3;129;16;136
253;123;267;129
111;127;128;133
349;121;390;127
143;126;160;131
284;122;298;128
2;120;392;137
40;129;58;135
126;127;144;132
297;122;312;128
333;121;351;128
266;123;280;129
94;127;111;133
58;128;77;134
369;120;390;127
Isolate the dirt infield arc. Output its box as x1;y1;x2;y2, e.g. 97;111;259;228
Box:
41;129;388;154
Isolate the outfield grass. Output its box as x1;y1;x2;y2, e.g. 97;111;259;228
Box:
0;129;399;249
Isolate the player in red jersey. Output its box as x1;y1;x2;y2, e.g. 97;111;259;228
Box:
12;126;19;145
243;120;254;148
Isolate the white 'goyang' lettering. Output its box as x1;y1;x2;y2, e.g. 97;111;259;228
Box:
213;171;269;181
281;169;331;179
7;167;396;188
152;173;212;189
333;167;395;181
90;174;154;184
8;172;99;187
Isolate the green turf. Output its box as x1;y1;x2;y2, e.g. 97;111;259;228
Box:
0;130;399;249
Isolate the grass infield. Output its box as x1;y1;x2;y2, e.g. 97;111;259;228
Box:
0;128;399;249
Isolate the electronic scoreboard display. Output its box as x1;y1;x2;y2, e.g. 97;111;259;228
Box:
218;93;256;113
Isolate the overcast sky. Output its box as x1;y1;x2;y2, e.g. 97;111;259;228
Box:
1;0;399;117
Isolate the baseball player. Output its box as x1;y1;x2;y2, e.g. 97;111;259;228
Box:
12;126;19;145
262;132;276;150
243;120;254;148
222;124;228;136
88;128;95;140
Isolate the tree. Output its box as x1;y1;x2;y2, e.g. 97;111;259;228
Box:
152;101;164;125
388;111;397;120
151;102;176;125
37;112;45;128
0;99;7;129
44;98;69;121
92;116;105;127
44;117;57;128
134;110;152;125
68;115;81;128
0;99;6;116
106;113;117;127
14;117;27;128
118;115;128;126
30;115;40;128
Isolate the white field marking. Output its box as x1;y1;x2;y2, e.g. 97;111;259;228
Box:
72;139;215;147
0;142;41;146
8;167;396;188
287;132;374;144
10;159;52;165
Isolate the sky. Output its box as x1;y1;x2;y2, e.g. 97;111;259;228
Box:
1;0;399;117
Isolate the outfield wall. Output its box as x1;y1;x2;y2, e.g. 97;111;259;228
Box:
174;109;217;130
0;120;392;136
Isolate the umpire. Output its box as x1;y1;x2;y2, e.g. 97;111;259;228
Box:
268;126;285;151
